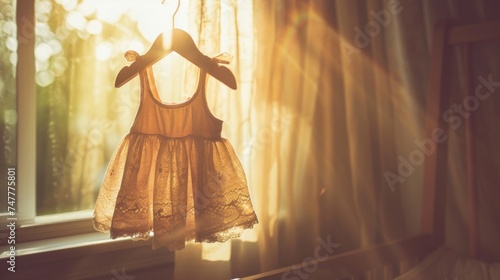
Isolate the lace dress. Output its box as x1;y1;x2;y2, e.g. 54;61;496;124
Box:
93;57;258;250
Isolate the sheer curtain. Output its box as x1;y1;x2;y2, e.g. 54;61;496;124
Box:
174;0;500;279
247;0;415;273
247;0;500;277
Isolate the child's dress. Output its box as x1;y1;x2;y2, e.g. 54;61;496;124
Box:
93;56;258;250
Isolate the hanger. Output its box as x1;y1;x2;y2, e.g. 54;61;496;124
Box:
114;0;237;90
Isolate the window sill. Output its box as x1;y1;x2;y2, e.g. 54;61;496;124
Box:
0;231;174;279
0;210;98;244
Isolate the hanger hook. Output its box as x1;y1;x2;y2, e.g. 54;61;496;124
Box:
161;0;180;28
172;0;181;28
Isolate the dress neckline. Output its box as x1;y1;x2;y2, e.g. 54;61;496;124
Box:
145;66;205;109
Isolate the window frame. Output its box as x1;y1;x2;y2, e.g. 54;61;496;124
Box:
15;0;98;238
13;0;124;237
1;3;174;277
16;0;36;225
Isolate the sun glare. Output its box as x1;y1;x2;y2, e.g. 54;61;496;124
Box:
35;0;193;88
59;0;189;43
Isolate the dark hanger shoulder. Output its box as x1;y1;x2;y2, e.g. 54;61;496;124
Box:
114;28;237;90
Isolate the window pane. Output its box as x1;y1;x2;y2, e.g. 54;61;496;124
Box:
0;0;17;215
35;0;179;215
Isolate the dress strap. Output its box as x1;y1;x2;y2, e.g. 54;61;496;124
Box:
197;59;224;124
197;67;208;94
197;55;223;96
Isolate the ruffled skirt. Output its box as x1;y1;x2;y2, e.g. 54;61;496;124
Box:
93;132;258;250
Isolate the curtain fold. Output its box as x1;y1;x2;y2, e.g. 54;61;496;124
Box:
249;1;412;272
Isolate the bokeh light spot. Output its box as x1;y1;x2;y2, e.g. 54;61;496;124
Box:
77;0;97;17
35;42;53;61
48;39;62;55
36;71;55;87
60;0;78;12
36;60;49;72
66;11;87;30
35;0;52;15
4;109;17;126
36;22;51;38
86;20;102;35
9;52;17;66
5;37;17;51
95;41;113;61
2;21;16;36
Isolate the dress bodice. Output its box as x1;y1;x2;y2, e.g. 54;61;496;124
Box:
130;64;223;139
